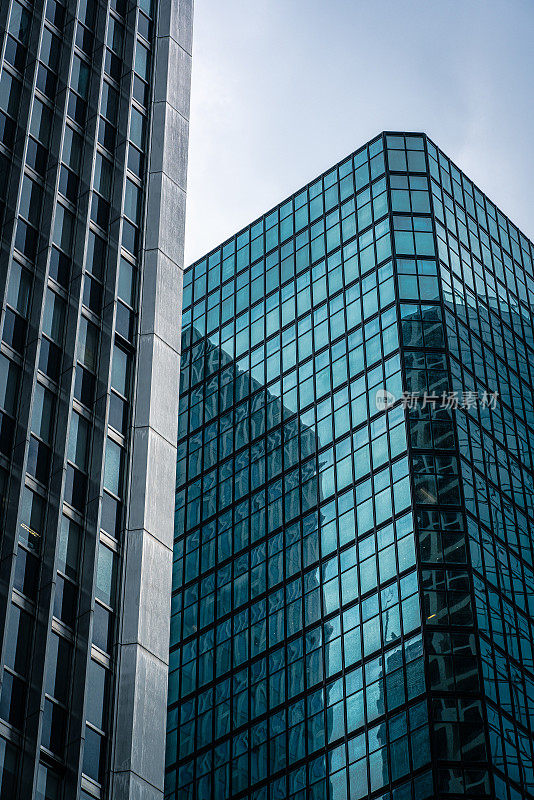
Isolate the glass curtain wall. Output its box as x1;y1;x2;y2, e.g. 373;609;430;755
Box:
167;131;534;800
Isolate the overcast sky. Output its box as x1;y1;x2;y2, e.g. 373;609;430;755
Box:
184;0;534;266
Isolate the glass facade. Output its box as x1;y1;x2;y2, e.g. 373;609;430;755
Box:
168;132;534;800
0;0;192;798
425;138;534;800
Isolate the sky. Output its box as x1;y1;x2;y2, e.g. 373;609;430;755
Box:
184;0;534;266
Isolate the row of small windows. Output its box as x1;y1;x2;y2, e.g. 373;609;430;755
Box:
446;316;534;513
479;635;534;792
434;186;534;781
427;138;533;288
439;225;534;372
0;0;157;792
397;243;494;798
182;208;438;357
178;315;402;472
168;136;437;800
183;134;429;293
184;176;390;317
180;262;407;415
177;417;411;564
458;401;534;518
433;170;534;351
177;395;406;522
186;138;389;290
168;740;432;800
442;268;534;442
186;237;395;354
464;446;534;797
180;327;402;456
445;289;534;406
468;476;533;590
168;632;426;780
173;505;417;649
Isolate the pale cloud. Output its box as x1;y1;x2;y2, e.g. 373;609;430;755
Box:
185;0;534;265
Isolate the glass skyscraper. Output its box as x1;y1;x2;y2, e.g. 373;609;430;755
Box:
167;132;534;800
0;0;192;798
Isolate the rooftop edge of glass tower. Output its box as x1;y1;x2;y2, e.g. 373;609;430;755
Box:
187;130;533;276
169;131;534;800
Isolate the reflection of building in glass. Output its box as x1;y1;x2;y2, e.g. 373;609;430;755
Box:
0;0;192;797
167;132;534;800
168;328;332;798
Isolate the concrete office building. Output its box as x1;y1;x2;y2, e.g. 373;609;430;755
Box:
167;133;534;800
0;0;192;797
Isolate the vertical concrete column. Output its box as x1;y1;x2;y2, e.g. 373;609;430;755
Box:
111;1;193;797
